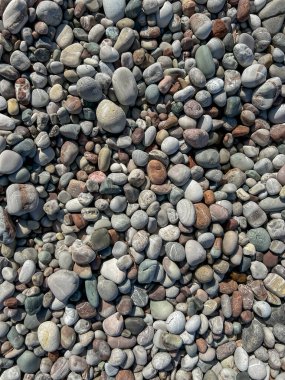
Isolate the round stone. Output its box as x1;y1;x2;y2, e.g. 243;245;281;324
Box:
17;351;40;374
96;100;126;134
166;311;186;334
0;151;23;174
36;1;63;26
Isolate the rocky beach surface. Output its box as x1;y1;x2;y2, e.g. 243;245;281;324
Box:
0;0;284;379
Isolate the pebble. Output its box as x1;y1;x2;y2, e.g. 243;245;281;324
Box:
38;321;60;352
6;184;39;216
0;151;23;174
96;100;126;133
48;270;79;302
248;358;267;380
242;321;264;353
2;0;28;34
36;1;63;26
112;68;138;106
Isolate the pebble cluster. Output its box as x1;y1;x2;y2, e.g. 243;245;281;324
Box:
0;0;284;379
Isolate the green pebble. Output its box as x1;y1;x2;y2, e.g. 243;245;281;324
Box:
85;276;99;308
247;227;271;252
195;45;215;79
17;351;41;374
25;294;44;315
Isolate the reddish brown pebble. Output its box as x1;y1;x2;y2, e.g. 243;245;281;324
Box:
76;301;97;319
183;129;209;149
72;214;87;230
194;203;211;229
270;124;285;142
196;338;208;353
232;125;250;137
219;280;238;294
263;251;279;268
147;160;167;185
237;0;250;22
66;179;86;198
116;370;135;380
149;285;166;301
3;297;18;308
239;285;254;310
204;190;216;205
231;291;243;318
182;0;195;17
132;127;144;144
212;19;228;38
64;96;82;114
240;310;254;324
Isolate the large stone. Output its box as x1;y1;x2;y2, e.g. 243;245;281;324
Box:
36;1;63;26
47;270;79;302
96;100;126;134
242;320;264;353
2;0;28;34
60;43;83;68
6;184;39;216
112;67;138;106
38;321;60;352
0;150;23;174
264;273;285;297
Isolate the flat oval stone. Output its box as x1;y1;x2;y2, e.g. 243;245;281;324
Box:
177;199;196;227
241;64;267;88
38;321;60;352
17;351;40;374
96;99;126;134
242;320;264;353
195;45;216;79
0;150;23;174
3;0;28;34
55;24;74;49
112;67;138;106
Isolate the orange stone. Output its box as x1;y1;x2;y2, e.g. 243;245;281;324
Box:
182;0;195;17
203;190;215;205
194;203;211;229
196;338;207;353
116;370;135;380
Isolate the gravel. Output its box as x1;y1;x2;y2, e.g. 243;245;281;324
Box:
0;0;284;379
